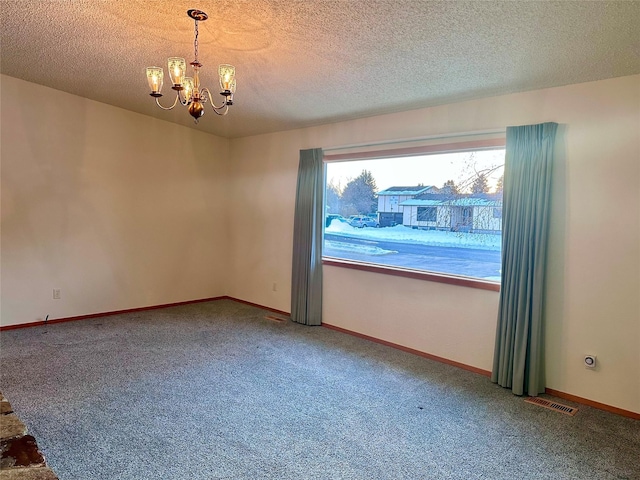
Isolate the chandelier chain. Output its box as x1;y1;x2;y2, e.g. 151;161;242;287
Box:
194;20;199;62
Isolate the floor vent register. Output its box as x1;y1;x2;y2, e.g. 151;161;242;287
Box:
525;397;578;416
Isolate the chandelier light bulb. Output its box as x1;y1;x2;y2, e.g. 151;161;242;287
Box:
168;57;186;88
219;64;235;91
146;67;164;96
183;77;194;103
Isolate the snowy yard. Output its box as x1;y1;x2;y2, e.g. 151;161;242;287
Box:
324;221;502;280
325;221;501;251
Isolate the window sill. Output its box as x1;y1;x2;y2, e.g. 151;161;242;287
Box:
322;257;500;292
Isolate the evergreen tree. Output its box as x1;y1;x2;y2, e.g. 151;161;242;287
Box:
325;181;342;214
441;179;460;195
341;170;378;214
495;175;504;193
471;173;489;194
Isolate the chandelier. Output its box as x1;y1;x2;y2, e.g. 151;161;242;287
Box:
145;9;235;122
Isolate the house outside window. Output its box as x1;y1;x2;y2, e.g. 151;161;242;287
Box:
377;186;434;227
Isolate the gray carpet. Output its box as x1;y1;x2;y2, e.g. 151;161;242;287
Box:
1;299;638;480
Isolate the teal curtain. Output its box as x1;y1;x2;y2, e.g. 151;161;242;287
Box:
492;122;558;396
291;148;324;325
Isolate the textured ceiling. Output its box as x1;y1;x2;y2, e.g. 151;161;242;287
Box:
1;0;639;138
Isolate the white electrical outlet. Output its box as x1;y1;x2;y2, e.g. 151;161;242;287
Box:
584;355;596;368
53;289;61;300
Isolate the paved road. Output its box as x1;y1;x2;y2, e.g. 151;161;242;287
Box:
324;233;501;279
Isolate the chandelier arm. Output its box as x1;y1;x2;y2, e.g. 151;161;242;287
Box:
212;104;230;116
201;87;228;110
155;94;180;110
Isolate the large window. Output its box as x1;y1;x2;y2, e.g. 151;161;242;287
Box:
323;141;505;285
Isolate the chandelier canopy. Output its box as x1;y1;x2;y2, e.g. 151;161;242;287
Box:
146;9;235;122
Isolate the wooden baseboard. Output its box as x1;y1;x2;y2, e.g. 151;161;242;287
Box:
322;323;492;377
544;388;640;420
221;296;291;317
0;296;226;331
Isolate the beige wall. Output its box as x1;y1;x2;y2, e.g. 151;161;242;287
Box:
1;74;638;414
227;75;640;414
1;75;230;326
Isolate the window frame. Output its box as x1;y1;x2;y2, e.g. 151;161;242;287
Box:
322;136;505;292
417;206;437;223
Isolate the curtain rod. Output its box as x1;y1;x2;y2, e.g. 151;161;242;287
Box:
322;128;506;153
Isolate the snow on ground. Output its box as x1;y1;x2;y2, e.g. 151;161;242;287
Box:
324;240;398;256
326;221;501;251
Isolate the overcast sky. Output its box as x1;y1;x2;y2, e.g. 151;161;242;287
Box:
326;149;505;193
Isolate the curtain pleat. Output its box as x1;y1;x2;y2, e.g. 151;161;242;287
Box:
291;148;324;326
492;123;558;396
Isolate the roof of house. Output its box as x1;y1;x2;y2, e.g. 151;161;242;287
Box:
377;186;435;196
401;193;502;207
